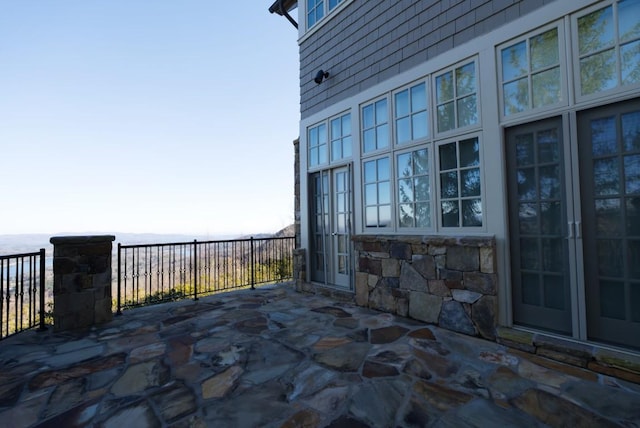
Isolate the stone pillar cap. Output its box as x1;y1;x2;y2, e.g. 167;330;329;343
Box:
50;235;116;244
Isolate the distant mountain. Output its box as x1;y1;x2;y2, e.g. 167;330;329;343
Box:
0;225;295;256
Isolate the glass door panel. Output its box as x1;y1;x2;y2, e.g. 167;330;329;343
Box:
578;99;640;349
506;117;572;334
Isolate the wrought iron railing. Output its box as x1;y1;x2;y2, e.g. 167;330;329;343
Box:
0;249;47;340
117;236;295;312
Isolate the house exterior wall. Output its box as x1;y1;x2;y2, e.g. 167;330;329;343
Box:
299;0;554;120
293;0;640;379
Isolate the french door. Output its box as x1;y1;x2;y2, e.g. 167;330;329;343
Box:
309;166;353;288
506;117;573;335
507;98;640;350
578;99;640;349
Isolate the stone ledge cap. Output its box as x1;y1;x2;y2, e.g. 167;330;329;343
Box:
50;235;116;245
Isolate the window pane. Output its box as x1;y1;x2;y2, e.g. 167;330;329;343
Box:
363;104;374;128
621;40;640;86
502;41;527;81
521;238;540;270
319;144;327;164
518;168;537;200
398;179;413;202
627;197;640;235
530;28;559;71
329;0;339;10
462;199;482;226
591;117;617;156
622;111;640;152
460;138;480;167
594;158;620;195
310;148;318;166
365;184;377;204
416;202;430;228
342;114;351;134
377;124;389;149
515;134;535;166
457;95;477;127
318;124;327;143
440;171;459;198
376;99;388;124
379;205;391;227
412;111;428;140
537;129;559;163
379;182;391;204
519;203;539;234
332;140;341;161
396;117;411;144
397;152;412;177
542;238;563;272
441;201;459;227
540;202;562;235
578;6;614;55
399;204;414;227
436;71;453;103
363;129;376;153
543;275;565;310
343;136;352;158
461;168;481;197
619;0;640;42
580;49;617;95
532;68;561;108
395;90;410;117
439;143;457;170
630;239;640;280
624;154;640;194
539;165;561;199
456;62;476;96
504;78;529;115
378;157;390;180
366;207;378;227
411;83;427;111
415;176;430;200
331;117;341;138
364;161;376;182
596;198;621;235
600;281;625;320
437;102;455;132
414;149;429;175
521;273;541;305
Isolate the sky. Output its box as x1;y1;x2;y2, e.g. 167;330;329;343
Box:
0;1;300;237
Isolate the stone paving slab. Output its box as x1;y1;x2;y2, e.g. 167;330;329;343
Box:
0;284;639;427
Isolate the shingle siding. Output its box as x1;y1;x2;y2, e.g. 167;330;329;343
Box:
300;0;556;119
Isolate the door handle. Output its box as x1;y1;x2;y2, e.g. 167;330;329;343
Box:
575;221;582;239
567;222;574;239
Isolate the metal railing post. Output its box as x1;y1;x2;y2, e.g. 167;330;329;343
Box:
38;248;46;331
250;237;255;290
193;240;198;301
117;243;122;315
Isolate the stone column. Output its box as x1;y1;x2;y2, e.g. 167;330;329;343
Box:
50;235;116;331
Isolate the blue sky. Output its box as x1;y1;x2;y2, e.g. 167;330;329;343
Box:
0;1;299;236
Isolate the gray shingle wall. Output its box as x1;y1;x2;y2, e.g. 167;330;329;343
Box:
300;0;554;119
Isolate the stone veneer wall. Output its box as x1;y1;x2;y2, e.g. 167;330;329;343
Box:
353;235;498;340
50;235;115;332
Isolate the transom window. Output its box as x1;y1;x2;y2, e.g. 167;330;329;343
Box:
575;0;640;97
362;98;389;153
394;82;428;144
308;122;327;167
397;148;431;228
438;137;483;227
363;157;391;228
500;27;562;116
435;61;478;133
331;113;352;161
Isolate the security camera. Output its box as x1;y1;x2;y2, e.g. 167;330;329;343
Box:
314;70;329;84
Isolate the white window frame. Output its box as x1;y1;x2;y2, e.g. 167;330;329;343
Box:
433;58;481;137
362;155;393;231
308;121;328;169
392;79;430;146
497;21;567;120
395;144;434;231
571;0;640;102
301;0;353;37
435;133;485;231
361;96;391;155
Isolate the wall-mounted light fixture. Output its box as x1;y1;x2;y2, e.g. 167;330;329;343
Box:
314;70;329;84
